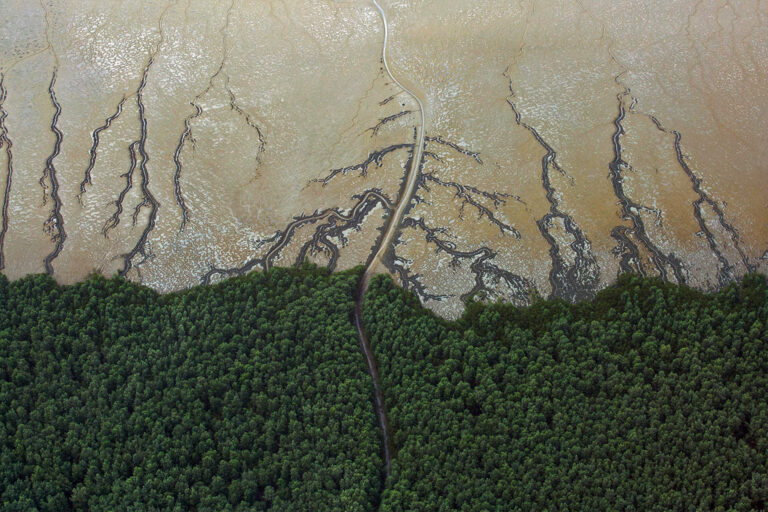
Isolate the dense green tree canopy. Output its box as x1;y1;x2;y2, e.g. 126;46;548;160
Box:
1;267;766;510
365;273;768;511
0;267;382;511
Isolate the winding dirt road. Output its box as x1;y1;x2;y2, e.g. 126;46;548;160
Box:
354;0;428;480
366;0;426;280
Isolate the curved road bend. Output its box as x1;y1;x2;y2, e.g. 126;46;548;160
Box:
355;0;427;479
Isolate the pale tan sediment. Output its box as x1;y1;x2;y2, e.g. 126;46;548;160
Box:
378;0;767;315
1;53;59;279
0;0;765;318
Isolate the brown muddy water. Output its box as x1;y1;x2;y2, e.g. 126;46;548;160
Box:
1;0;766;318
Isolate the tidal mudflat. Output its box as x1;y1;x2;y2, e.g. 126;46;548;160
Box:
1;0;765;318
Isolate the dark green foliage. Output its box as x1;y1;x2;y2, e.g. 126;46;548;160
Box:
2;266;767;511
365;273;768;511
0;267;381;511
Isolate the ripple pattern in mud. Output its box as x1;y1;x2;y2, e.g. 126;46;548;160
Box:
0;0;765;320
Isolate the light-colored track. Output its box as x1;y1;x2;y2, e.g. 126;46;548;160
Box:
354;0;428;481
365;0;426;286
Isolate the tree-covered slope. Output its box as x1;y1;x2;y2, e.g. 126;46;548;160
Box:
364;274;768;511
0;268;382;511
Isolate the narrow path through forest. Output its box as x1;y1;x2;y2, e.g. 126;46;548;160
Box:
355;0;428;483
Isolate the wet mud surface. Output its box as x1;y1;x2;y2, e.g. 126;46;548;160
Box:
0;0;766;319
